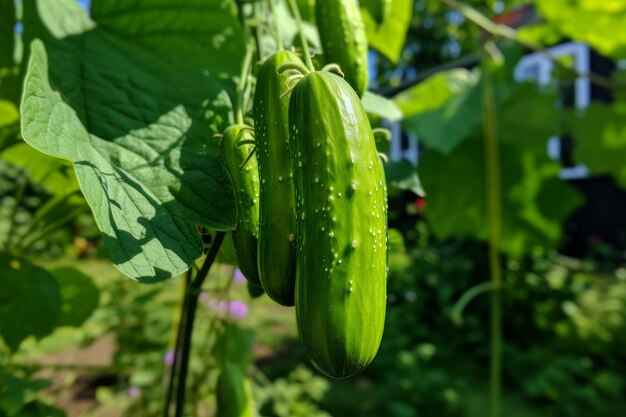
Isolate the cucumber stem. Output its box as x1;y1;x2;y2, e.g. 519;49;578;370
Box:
287;0;315;71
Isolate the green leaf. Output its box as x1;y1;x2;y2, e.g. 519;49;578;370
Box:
0;100;19;127
570;102;626;189
50;267;100;327
362;91;403;121
527;0;626;59
362;0;412;63
0;254;61;351
394;69;477;118
1;143;79;196
21;31;236;281
420;138;583;257
91;0;246;76
0;370;49;416
384;159;425;196
400;69;482;153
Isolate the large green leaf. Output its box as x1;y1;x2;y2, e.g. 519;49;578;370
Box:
399;69;482;153
50;267;100;327
420;138;583;257
362;0;413;63
525;0;626;59
21;0;242;284
570;102;626;189
0;254;62;351
91;0;245;76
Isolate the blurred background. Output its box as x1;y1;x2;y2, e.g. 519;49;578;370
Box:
2;0;626;416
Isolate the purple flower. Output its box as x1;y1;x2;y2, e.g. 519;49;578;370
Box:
228;300;249;319
164;349;176;367
233;268;247;284
127;386;141;398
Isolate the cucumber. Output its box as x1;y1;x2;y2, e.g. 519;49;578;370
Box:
254;51;304;306
288;70;387;378
215;363;255;417
220;125;261;286
316;0;369;96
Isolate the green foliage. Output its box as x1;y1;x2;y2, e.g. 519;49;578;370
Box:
0;254;61;351
50;267;99;327
397;56;583;256
362;0;413;63
522;0;626;59
420;138;583;257
258;366;331;417
91;0;246;76
21;7;239;281
0;370;64;417
569;102;626;189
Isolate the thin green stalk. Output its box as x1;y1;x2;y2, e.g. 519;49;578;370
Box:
267;0;283;50
173;232;226;417
236;42;255;125
287;0;314;71
482;47;503;417
163;270;191;417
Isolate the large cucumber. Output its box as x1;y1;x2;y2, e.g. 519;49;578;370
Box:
220;125;261;286
289;70;387;378
254;51;304;306
316;0;369;96
215;363;255;417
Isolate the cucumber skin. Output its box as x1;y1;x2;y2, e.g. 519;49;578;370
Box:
216;363;255;417
316;0;369;97
289;71;387;379
254;51;304;306
220;125;261;287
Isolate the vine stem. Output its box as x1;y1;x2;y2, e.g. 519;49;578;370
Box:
168;231;226;417
163;269;191;417
236;42;255;125
267;0;283;50
482;44;503;417
287;0;315;71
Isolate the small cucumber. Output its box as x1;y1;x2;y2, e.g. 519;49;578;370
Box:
254;51;305;306
220;125;261;286
216;363;255;417
316;0;369;96
288;70;387;378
